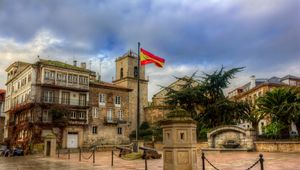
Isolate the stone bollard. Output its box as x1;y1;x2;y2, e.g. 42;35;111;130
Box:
161;116;198;170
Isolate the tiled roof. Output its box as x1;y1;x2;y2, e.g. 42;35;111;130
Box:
0;89;6;94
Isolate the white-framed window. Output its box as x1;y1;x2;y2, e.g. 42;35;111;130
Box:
92;126;98;134
93;107;99;118
68;74;73;83
99;94;106;106
45;70;55;80
61;92;70;104
71;111;76;119
79;112;85;119
115;96;121;107
43;91;54;103
117;127;122;135
79;76;88;85
107;109;113;121
118;110;123;120
42;110;51;123
72;75;78;83
79;94;87;106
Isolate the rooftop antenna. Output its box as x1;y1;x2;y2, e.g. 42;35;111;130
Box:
89;60;92;70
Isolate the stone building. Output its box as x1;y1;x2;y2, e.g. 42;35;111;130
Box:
113;51;149;131
0;89;5;142
4;50;150;149
228;75;300;134
84;81;132;145
4;59;95;149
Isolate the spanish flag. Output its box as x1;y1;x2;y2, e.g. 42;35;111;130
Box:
140;48;165;68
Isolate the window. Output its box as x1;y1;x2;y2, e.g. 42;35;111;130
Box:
62;92;70;104
117;127;122;135
99;94;106;106
28;74;32;82
79;94;87;106
42;110;51;123
79;112;85;119
107;109;112;121
290;80;297;86
115;96;121;107
57;73;63;81
72;75;78;84
44;70;55;80
43;91;54;103
134;66;138;78
68;74;73;83
79;76;88;85
70;111;76;119
93;107;99;118
118;110;123;120
92;126;98;134
120;68;123;78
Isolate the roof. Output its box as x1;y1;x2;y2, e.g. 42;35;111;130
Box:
38;59;91;73
5;61;31;72
234;82;287;99
90;81;132;91
281;75;300;81
0;89;5;94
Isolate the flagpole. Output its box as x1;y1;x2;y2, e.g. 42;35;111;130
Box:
136;42;141;142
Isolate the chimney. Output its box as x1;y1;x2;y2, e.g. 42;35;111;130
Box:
80;62;86;69
73;60;77;67
250;75;256;89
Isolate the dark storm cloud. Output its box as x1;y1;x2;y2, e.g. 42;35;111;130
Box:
0;0;299;95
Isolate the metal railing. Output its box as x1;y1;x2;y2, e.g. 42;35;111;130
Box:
201;152;264;170
57;147;95;164
41;97;88;107
104;117;127;124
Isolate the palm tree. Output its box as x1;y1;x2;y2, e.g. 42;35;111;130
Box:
256;87;300;137
240;103;266;132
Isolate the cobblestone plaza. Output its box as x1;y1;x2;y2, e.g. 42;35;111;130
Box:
1;151;300;170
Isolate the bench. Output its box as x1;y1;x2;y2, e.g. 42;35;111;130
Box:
115;146;132;157
139;146;162;159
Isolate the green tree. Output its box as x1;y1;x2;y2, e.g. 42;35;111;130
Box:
240;103;266;132
165;67;246;131
129;121;153;141
256;87;300;137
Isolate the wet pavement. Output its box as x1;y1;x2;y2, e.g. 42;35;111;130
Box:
1;151;300;170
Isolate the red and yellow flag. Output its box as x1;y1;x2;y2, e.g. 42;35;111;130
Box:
140;48;165;68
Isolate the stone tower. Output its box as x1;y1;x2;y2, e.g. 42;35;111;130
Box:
113;51;148;132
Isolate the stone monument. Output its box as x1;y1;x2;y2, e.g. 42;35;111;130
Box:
161;109;198;170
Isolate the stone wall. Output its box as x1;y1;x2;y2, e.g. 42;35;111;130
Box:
85;84;131;146
255;141;300;152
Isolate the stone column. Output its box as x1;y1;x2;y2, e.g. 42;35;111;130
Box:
161;117;198;170
245;128;256;150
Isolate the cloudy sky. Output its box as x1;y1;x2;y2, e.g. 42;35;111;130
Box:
0;0;299;100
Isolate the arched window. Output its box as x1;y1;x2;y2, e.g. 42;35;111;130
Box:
120;68;123;78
